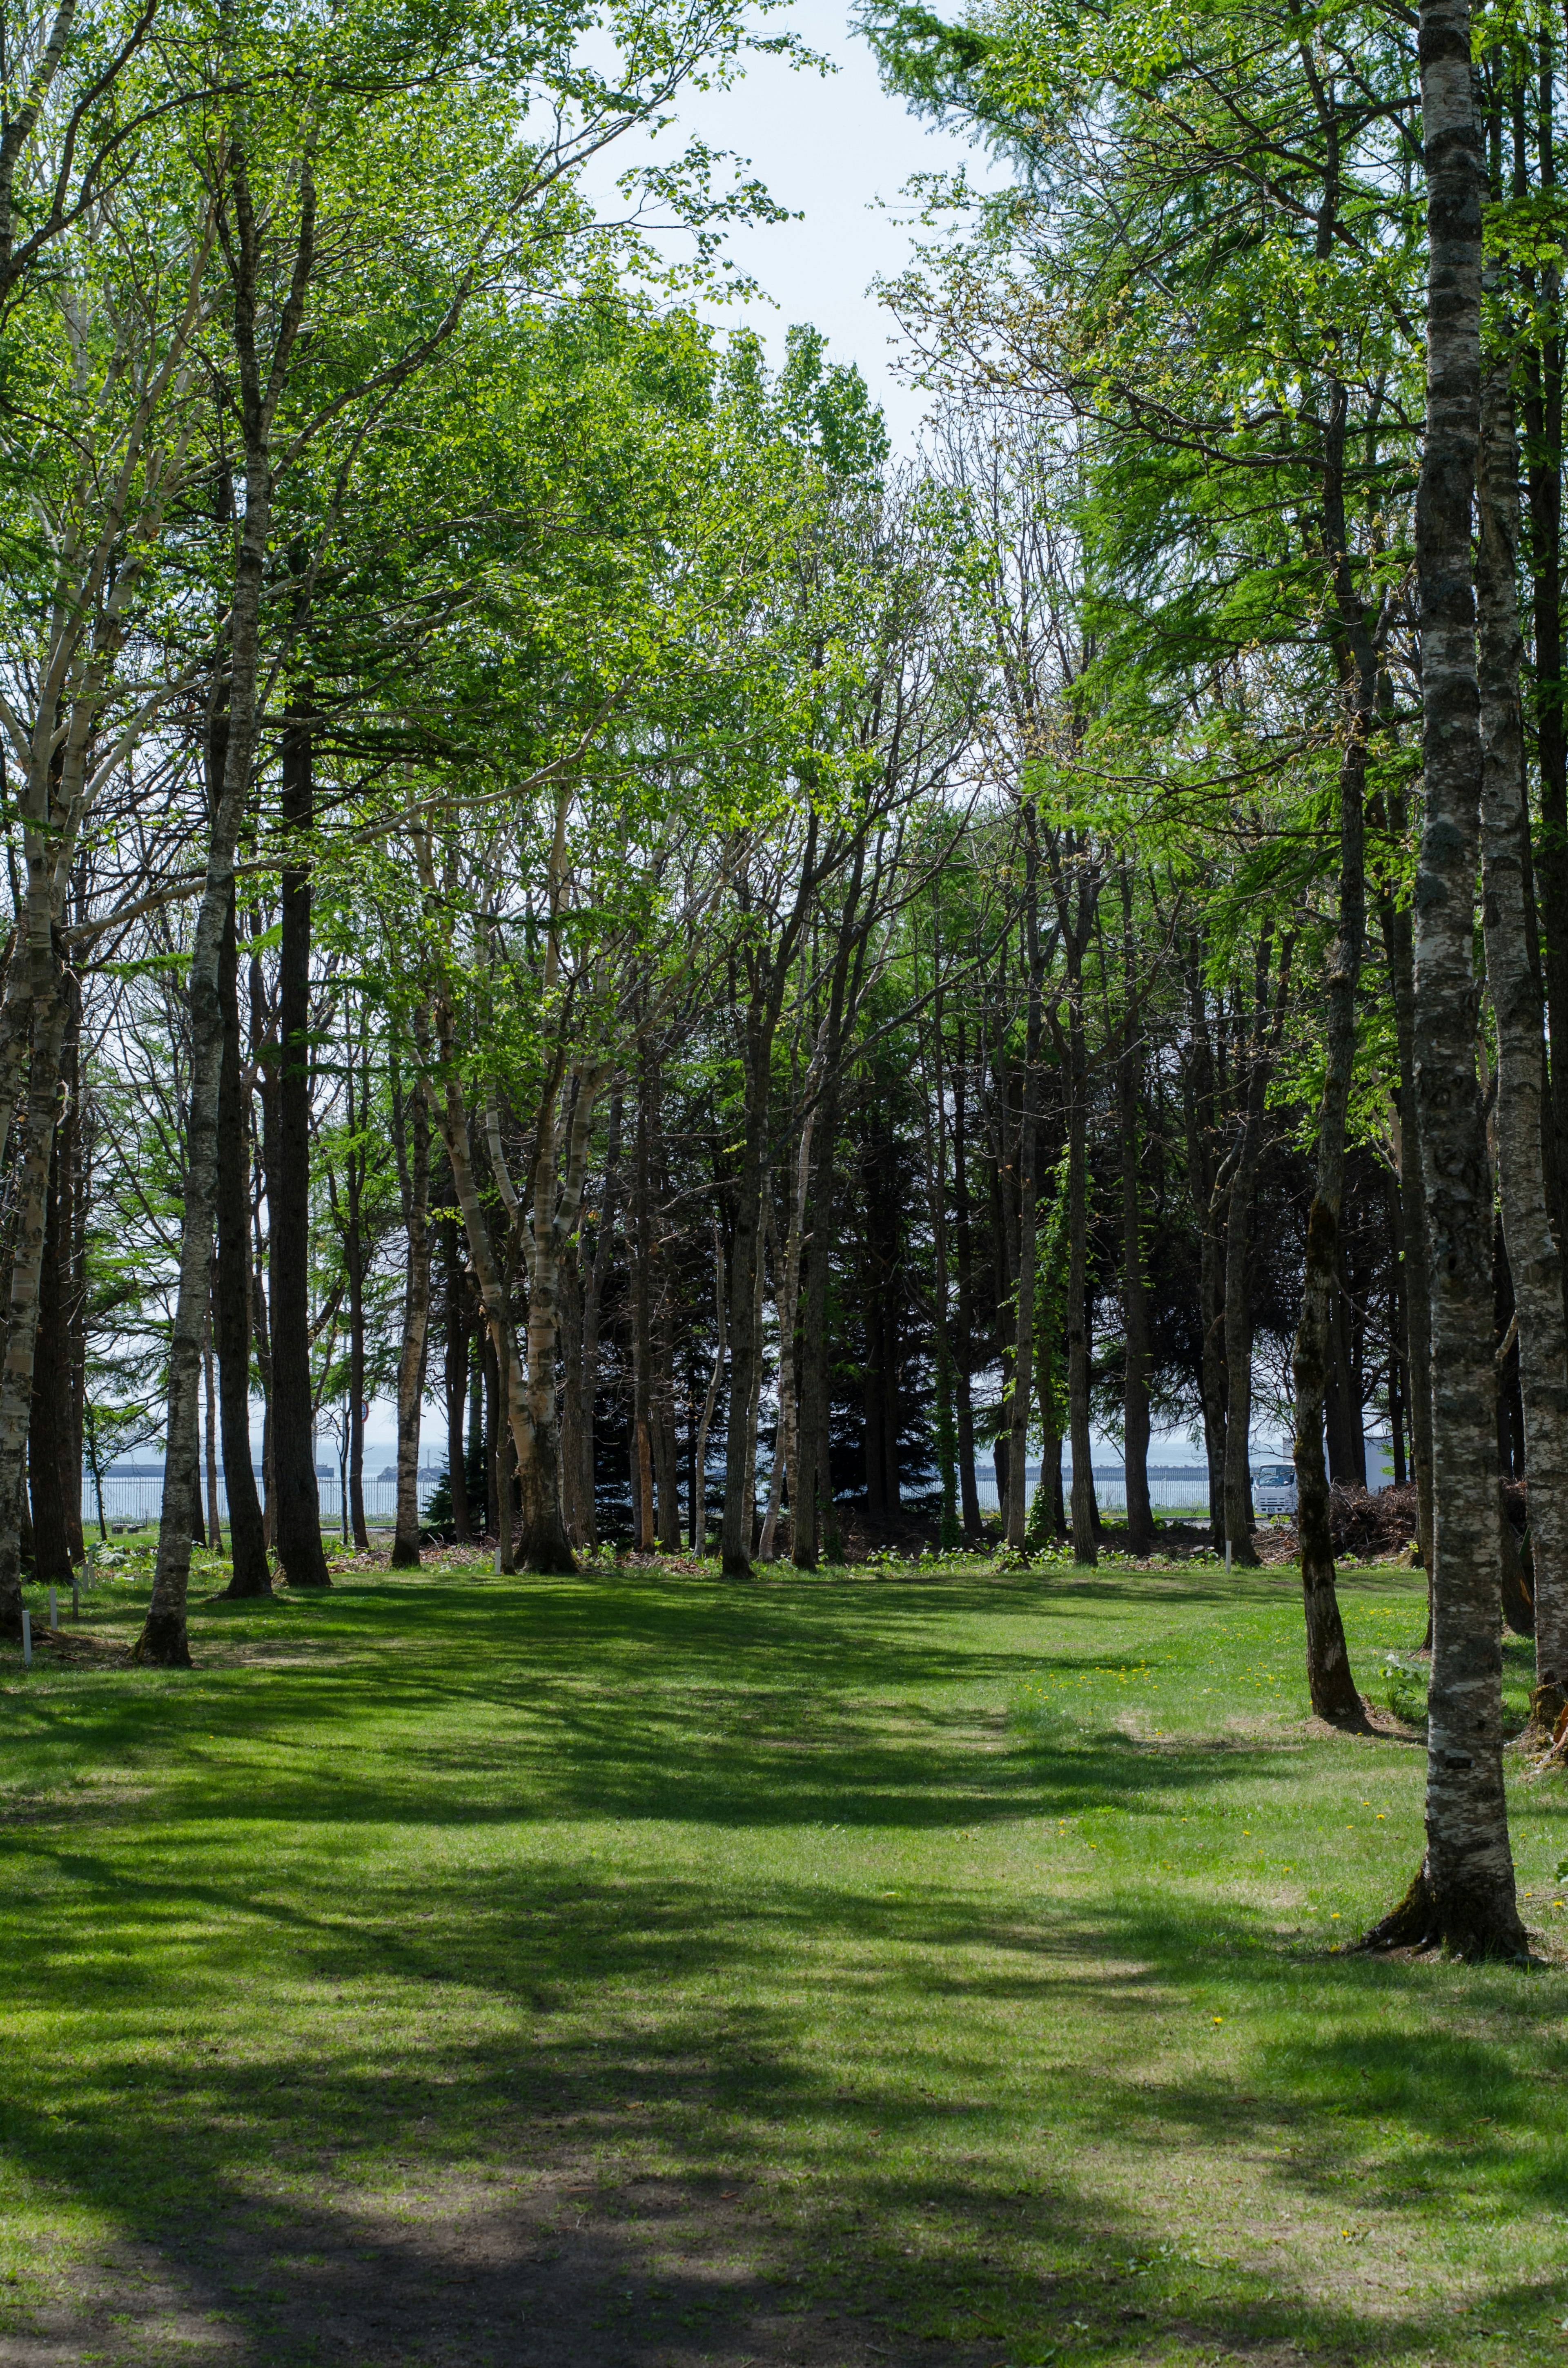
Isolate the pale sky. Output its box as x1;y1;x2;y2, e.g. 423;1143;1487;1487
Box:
590;0;1003;450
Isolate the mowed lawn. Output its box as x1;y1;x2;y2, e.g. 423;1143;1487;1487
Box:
3;1553;1568;2368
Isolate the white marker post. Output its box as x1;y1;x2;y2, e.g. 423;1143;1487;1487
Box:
71;1575;79;1620
20;1609;31;1668
1224;1536;1232;1576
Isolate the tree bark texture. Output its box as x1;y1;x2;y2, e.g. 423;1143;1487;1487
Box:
1367;10;1525;1955
1291;387;1375;1721
440;1213;472;1542
390;1052;430;1566
216;883;270;1596
1117;866;1154;1555
141;147;318;1660
1476;358;1568;1725
1007;827;1046;1555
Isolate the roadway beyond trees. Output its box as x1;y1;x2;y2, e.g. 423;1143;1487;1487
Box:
2;1554;1564;2367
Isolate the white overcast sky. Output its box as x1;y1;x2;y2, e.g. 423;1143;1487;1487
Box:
588;0;1003;450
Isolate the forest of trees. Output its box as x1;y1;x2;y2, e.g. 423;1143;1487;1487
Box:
2;0;1561;1953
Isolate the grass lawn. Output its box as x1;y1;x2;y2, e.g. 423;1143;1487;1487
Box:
3;1547;1568;2368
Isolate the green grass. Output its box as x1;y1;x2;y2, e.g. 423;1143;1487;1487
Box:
4;1549;1568;2366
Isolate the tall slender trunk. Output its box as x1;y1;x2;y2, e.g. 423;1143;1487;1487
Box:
693;1217;726;1552
29;1122;74;1585
793;1086;839;1570
1291;397;1376;1719
632;1049;655;1551
722;1030;769;1576
951;1027;982;1538
1118;867;1154;1554
203;1299;223;1550
62;1001;84;1567
1381;875;1437;1575
1225;939;1291;1563
741;1183;768;1552
390;1053;430;1566
344;1048;370;1556
1064;997;1096;1566
440;1214;472;1542
1368;5;1524;1954
1007;817;1045;1552
1477;357;1568;1725
725;1021;790;1563
138;143;318;1662
1521;149;1568;1236
268;697;331;1590
1182;961;1227;1549
575;1091;623;1550
216;882;269;1596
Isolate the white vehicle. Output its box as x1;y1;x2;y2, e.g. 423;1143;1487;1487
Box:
1252;1460;1297;1517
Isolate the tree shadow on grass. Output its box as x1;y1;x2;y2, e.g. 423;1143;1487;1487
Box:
3;1868;1566;2365
3;1563;1559;2364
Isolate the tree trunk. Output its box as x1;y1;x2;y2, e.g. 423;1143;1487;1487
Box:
1367;9;1524;1954
29;1126;74;1585
722;1032;768;1576
267;698;332;1591
1008;817;1046;1553
1182;960;1228;1550
390;1055;430;1566
575;1091;623;1550
1477;356;1568;1729
693;1217;726;1552
1117;867;1154;1555
632;1052;655;1551
1065;1008;1097;1566
344;1047;370;1556
1290;390;1376;1719
793;1086;839;1570
216;882;269;1596
440;1213;472;1542
1223;938;1288;1566
1381;876;1437;1576
951;1027;982;1538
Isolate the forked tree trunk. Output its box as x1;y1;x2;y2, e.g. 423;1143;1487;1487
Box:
390;1054;430;1566
427;1020;600;1575
1476;358;1568;1730
1366;8;1525;1955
